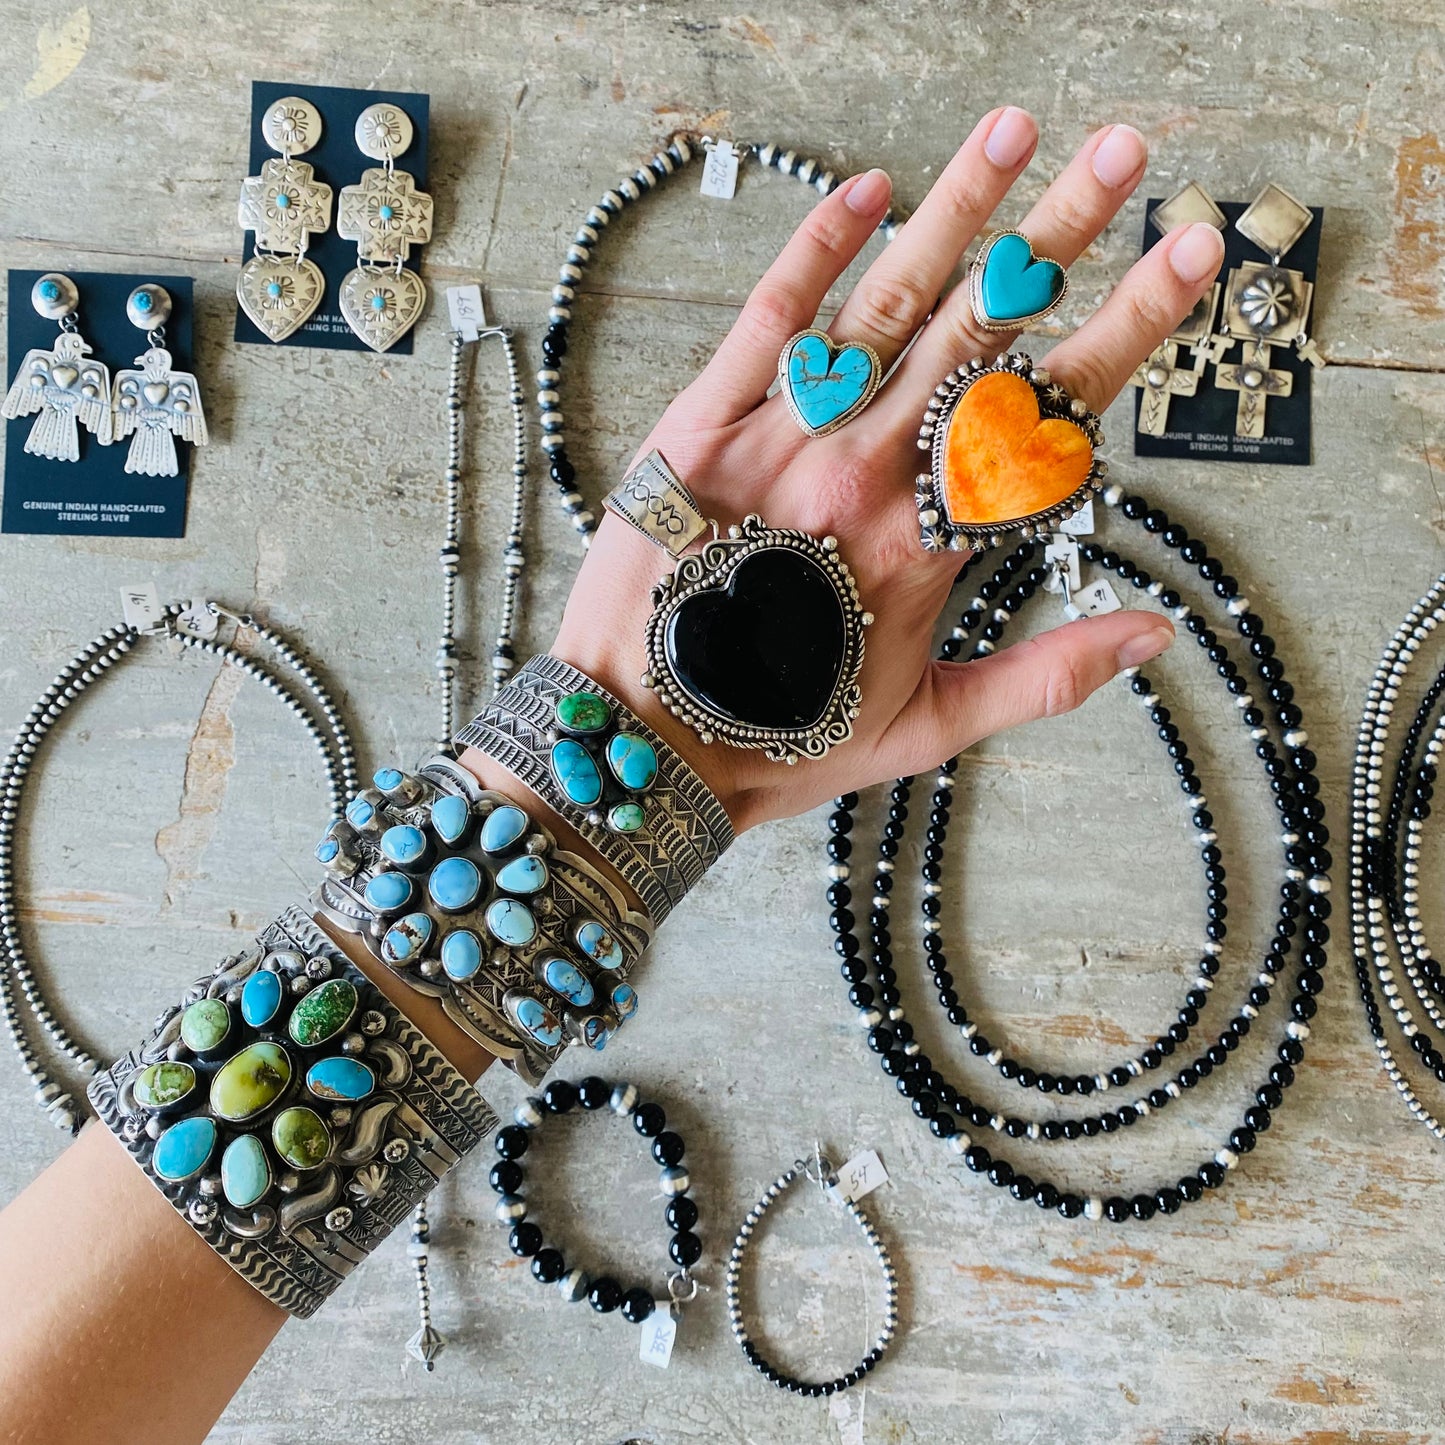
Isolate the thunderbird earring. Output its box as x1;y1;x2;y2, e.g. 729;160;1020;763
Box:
2;273;112;461
336;103;434;351
1214;182;1324;437
112;285;208;477
915;353;1105;552
967;230;1069;332
778;329;881;436
237;95;333;342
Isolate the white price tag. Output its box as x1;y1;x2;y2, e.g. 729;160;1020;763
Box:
446;284;487;341
1071;578;1123;617
700;141;739;200
120;582;162;632
830;1149;889;1205
1058;499;1095;536
1042;535;1081;593
639;1306;677;1368
175;601;220;640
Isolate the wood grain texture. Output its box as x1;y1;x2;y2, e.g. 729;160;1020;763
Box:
0;1;1443;1441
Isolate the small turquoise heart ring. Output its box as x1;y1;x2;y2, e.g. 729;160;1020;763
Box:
778;329;883;437
968;230;1069;333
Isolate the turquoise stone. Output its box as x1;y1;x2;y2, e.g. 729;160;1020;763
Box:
555;690;611;734
431;793;472;845
373;767;404;790
582;1016;610;1051
364;871;413;913
543;956;594;1008
979;232;1065;324
133;1060;196;1109
480;804;528;853
210;1042;292;1122
550;739;603;806
496;855;548;896
39;279;60;301
153;1116;217;1182
134;290;153;312
428;855;482;912
180;998;230;1053
307;1056;375;1102
606;732;658;792
486;897;536;947
266;280;283;298
784;331;879;432
378;203;395;221
287;978;358;1047
275;192;292;208
575;920;623;971
240;968;284;1028
382;911;434;964
514;995;563;1048
221;1134;271;1209
346;796;375;827
608;801;645;833
611;983;639;1022
440;928;484;980
272;1106;331;1169
380;824;427;867
314;836;339;864
370;293;387;311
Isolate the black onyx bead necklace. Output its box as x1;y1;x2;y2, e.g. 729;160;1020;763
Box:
533;134;901;543
489;1076;700;1323
825;489;1330;1221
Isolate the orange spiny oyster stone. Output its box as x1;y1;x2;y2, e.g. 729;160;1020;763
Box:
942;371;1093;527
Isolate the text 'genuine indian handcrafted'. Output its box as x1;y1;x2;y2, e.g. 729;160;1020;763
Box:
640;515;872;764
915;353;1106;552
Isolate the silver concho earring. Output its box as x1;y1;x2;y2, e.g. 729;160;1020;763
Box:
112;284;209;478
2;273;112;462
237;95;334;342
336;103;434;351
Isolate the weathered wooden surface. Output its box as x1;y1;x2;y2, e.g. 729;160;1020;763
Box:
2;2;1444;1441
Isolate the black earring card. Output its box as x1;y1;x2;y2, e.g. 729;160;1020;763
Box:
3;269;196;538
234;81;431;353
1133;199;1323;466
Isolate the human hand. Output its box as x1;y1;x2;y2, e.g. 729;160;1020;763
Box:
544;108;1225;831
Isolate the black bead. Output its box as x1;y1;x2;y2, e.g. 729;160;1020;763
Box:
669;1230;703;1267
1105;1196;1131;1223
577;1076;611;1109
588;1276;624;1312
665;1195;699;1233
652;1131;686;1167
509;1222;542;1257
531;1247;565;1283
495;1125;530;1160
633;1102;666;1137
621;1288;656;1324
489;1161;523;1195
542;1079;578;1113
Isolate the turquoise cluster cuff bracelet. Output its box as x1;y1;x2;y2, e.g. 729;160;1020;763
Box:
454;654;735;925
87;905;496;1319
312;756;651;1084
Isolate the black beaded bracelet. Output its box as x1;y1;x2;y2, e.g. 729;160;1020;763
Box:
488;1076;700;1327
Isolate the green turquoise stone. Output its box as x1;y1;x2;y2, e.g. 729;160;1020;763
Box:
180;998;231;1053
133;1061;196;1109
210;1042;292;1122
153;1116;217;1181
306;1056;375;1101
555;690;611;734
608;801;645;833
550;739;603;807
606;732;658;792
272;1106;332;1169
221;1134;271;1208
287;978;358;1048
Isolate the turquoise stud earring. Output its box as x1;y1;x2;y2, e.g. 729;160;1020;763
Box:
967;230;1069;333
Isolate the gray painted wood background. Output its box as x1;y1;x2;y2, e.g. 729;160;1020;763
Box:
1;2;1443;1441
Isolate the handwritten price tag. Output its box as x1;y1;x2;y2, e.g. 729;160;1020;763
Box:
1058;499;1095;536
830;1149;889;1205
174;601;220;640
1071;578;1123;617
639;1306;677;1368
446;284;487;341
1043;535;1081;593
700;140;739;200
120;581;162;632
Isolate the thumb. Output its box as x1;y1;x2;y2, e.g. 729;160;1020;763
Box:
880;611;1175;776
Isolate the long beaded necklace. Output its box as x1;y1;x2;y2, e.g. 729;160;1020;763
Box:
1348;573;1445;1137
826;487;1330;1220
530;133;901;544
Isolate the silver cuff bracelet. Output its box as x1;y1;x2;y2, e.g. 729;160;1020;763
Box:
87;905;497;1319
454;654;735;924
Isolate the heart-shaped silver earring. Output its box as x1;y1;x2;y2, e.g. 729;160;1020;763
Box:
1;274;113;462
112;284;209;478
336;103;434;351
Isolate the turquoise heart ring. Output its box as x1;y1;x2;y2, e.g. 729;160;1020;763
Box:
968;230;1069;333
778;328;882;437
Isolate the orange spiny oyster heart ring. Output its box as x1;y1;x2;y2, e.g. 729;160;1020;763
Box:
914;353;1107;553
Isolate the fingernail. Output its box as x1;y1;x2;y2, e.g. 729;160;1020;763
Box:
1168;221;1226;284
1116;624;1176;670
984;107;1036;169
845;167;892;215
1091;123;1147;188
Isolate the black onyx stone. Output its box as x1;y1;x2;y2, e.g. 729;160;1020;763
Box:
664;546;847;730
